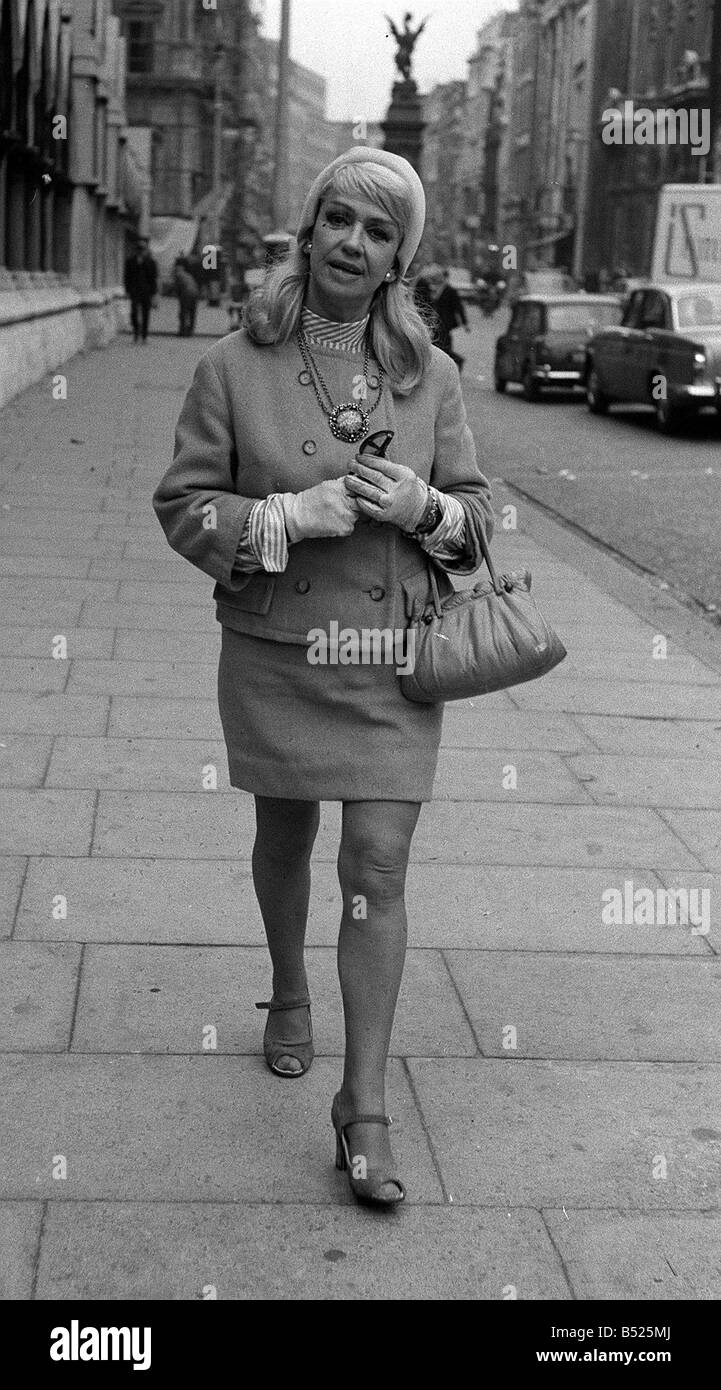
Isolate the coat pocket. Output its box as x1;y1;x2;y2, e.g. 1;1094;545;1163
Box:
214;572;276;615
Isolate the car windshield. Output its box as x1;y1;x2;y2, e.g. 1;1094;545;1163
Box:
676;292;721;328
547;303;622;332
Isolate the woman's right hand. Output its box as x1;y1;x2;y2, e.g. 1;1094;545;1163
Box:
283;478;360;541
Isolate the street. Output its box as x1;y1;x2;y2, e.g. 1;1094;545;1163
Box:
1;319;720;1302
457;306;721;620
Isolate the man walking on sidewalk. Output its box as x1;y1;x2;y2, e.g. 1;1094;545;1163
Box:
124;236;158;343
414;263;470;373
173;257;200;337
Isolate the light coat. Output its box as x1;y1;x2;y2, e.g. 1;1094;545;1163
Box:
152;329;494;642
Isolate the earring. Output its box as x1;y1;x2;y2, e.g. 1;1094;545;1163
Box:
385;271;394;281
305;242;312;253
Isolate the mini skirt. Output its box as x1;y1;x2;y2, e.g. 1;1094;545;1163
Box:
217;624;444;802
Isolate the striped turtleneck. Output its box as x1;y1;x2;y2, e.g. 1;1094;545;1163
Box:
301;307;369;352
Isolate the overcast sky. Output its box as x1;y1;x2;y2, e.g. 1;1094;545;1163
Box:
260;0;518;122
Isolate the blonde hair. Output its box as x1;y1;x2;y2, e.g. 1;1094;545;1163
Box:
244;162;433;394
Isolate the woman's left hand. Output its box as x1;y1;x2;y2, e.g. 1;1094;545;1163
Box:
345;456;428;531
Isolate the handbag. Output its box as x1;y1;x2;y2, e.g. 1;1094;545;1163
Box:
399;525;567;704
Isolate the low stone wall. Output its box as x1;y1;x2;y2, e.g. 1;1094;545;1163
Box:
0;273;128;409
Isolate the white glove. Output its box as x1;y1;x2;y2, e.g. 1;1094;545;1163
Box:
282;478;360;542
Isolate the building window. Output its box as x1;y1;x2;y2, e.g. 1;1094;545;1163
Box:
127;19;156;73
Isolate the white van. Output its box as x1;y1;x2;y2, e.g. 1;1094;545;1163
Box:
651;184;721;284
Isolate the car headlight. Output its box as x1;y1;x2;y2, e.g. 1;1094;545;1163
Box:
693;351;706;365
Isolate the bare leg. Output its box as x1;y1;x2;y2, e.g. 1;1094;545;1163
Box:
336;799;421;1193
252;795;320;1073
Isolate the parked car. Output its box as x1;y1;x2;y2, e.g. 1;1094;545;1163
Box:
586;283;721;431
519;270;577;296
445;265;478;305
494;294;623;400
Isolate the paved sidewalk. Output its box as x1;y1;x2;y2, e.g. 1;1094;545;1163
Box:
1;329;720;1301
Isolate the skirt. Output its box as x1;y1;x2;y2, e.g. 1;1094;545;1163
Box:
217;625;444;801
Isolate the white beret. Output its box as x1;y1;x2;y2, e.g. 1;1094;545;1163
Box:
295;146;426;276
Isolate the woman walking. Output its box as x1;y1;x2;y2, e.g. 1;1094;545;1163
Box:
153;148;494;1208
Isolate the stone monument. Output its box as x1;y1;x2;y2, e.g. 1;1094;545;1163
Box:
381;12;427;176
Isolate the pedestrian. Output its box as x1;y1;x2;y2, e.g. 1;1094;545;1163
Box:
123;235;158;343
152;147;493;1209
416;263;471;372
173;257;199;337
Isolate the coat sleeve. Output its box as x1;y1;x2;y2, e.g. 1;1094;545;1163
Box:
429;350;495;572
152;350;258;590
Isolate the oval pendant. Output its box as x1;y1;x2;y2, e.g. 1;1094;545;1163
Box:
329;403;369;443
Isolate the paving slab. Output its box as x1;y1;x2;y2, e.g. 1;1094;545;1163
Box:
441;706;595;752
557;651;721;685
412;801;700;868
0;790;96;855
79;602;218;636
0;736;53;787
513;677;721;720
0;1202;43;1300
0;1055;443;1204
565;754;721;809
434;749;589;802
45;737;232;791
577;715;721;759
0;658;70;694
118;580;210;607
66;660;217;699
36;1202;570;1300
0;941;81;1049
113;631;220;663
543;1209;721;1300
0;539;124;561
16;860;709;954
87;793;700;867
86;558;201;582
0;578;118;605
0;857;26;939
661;811;721;870
107;697;222;738
0;555;91;579
0;627;115;658
0;511;110;533
0;693;109;735
15;857;266;945
0;600;84;628
444;952;721;1060
71;944;475;1058
408;1058;721;1207
91;790;252;856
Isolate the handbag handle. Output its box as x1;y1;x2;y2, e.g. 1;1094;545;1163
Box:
426;517;503;618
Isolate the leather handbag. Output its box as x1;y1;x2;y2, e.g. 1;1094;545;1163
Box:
399;526;567;704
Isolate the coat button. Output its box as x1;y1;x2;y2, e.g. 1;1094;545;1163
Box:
367;374;380;389
298;370;311;385
295;578;311;594
302;439;317;456
369;585;385;601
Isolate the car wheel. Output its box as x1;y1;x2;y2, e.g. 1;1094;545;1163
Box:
522;364;540;402
654;395;683;434
586;366;609;415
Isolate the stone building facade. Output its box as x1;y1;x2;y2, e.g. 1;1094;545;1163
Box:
255;37;336;236
460;10;517;274
420;79;467;265
580;0;716;280
0;0;142;407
